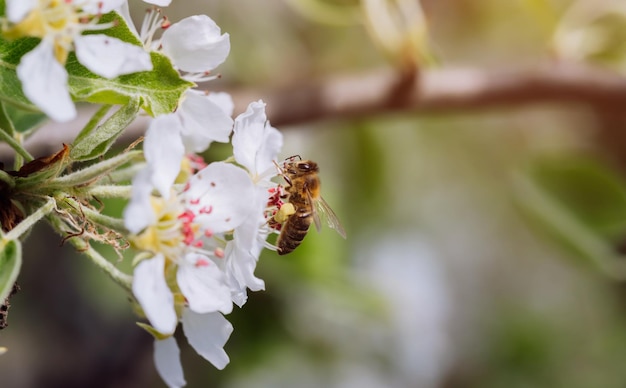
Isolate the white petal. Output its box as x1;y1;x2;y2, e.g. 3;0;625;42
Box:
154;337;186;388
161;15;230;72
144;114;185;199
182;310;233;370
6;0;36;23
124;167;156;234
208;92;234;117
133;255;178;335
233;100;283;177
177;254;232;315
183;162;256;233
17;40;76;122
75;35;153;79
177;91;234;153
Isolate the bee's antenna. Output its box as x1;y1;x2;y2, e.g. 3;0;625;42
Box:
286;155;302;161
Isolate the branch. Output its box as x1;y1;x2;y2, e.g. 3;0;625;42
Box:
251;62;626;125
5;62;626;157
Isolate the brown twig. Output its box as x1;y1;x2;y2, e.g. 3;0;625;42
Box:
4;62;626;157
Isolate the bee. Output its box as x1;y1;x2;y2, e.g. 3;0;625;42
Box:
274;156;346;255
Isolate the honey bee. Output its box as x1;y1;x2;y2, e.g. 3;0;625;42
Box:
274;156;346;255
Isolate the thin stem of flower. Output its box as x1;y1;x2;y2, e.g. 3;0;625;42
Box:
4;197;55;241
0;128;33;163
71;239;133;293
103;163;145;184
85;184;133;198
46;213;133;293
50;150;143;188
61;196;128;232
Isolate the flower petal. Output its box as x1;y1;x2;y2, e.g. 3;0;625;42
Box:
144;114;185;199
154;337;186;388
208;92;234;117
182;310;233;370
133;255;178;335
177;254;232;315
233;100;283;178
5;0;36;23
177;90;234;153
17;40;76;122
75;35;153;79
124;167;156;234
183;162;256;233
161;15;230;72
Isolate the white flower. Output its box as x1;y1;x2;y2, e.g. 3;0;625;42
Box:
127;162;256;333
154;311;233;388
225;100;284;306
160;15;230;75
139;11;230;82
6;0;153;122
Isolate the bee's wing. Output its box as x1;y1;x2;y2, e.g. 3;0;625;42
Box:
315;196;347;239
306;189;323;233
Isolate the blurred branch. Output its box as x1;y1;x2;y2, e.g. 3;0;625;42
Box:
253;62;626;125
5;62;626;157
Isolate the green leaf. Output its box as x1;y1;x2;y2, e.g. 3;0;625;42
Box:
65;11;193;116
67;51;192;116
0;37;40;111
0;239;21;303
71;99;140;161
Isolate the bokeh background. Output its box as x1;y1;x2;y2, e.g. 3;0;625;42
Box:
5;0;626;387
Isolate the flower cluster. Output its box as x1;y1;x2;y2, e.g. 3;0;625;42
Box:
125;98;284;387
0;2;294;387
118;9;285;388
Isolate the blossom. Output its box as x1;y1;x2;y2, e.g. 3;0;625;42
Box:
4;0;153;122
139;11;230;82
225;100;284;306
126;161;256;330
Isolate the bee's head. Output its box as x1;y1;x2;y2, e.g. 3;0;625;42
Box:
296;160;318;173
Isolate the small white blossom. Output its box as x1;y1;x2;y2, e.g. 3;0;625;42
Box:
225;100;284;306
139;11;230;82
127;162;256;327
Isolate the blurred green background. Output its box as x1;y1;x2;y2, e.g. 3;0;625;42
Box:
6;0;626;387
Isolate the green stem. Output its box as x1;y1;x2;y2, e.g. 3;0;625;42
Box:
50;150;143;188
4;197;55;241
85;184;133;198
75;241;132;293
104;163;145;184
59;195;128;232
47;214;132;293
0;128;33;163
